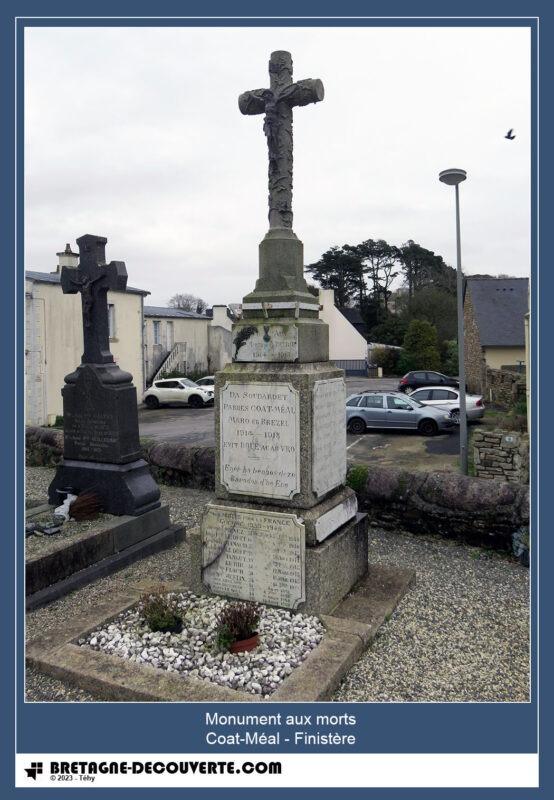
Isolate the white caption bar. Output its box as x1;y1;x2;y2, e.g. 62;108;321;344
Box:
16;753;539;788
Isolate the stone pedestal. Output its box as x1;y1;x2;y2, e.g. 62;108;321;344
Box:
197;233;369;613
48;363;160;516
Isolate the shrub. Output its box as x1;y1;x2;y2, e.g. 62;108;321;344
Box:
158;369;184;380
441;339;458;376
398;319;441;373
371;346;401;376
215;601;260;650
140;586;183;633
513;397;527;417
346;465;369;494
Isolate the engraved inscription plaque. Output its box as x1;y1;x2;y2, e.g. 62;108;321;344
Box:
312;378;346;496
219;382;300;499
202;505;306;609
62;365;141;463
234;325;299;362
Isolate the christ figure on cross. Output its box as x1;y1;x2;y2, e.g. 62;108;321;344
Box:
239;51;324;230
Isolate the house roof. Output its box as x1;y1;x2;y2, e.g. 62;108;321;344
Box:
338;306;365;325
25;270;149;296
466;277;528;347
144;305;208;320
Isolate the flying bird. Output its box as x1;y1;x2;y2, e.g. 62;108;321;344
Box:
505;129;516;140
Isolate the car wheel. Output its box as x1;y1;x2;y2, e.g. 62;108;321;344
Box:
418;418;438;436
188;394;204;408
450;409;460;425
348;417;366;435
144;396;159;409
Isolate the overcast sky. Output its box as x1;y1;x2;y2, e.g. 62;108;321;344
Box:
25;25;531;306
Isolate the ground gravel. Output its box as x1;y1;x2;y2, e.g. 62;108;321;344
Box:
25;467;529;703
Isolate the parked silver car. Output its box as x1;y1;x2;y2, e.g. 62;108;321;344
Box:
346;391;455;436
407;386;485;423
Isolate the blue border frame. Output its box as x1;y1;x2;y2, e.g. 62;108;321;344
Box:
3;2;548;797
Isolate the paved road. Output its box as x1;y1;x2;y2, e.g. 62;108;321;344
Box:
139;405;215;446
138;375;464;472
138;378;401;446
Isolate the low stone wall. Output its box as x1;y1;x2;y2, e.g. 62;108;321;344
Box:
144;441;215;490
25;427;215;490
473;430;529;484
26;427;529;552
349;465;529;551
485;367;525;409
25;426;64;466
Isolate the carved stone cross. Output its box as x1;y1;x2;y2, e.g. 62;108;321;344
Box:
239;50;324;229
61;234;127;365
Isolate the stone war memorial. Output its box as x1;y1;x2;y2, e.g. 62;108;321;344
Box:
192;51;368;614
27;53;414;702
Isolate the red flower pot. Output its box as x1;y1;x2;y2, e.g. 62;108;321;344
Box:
230;633;259;653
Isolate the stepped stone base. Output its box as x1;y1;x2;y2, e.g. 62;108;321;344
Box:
48;458;161;517
184;511;369;616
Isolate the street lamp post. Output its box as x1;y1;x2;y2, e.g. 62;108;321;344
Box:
439;167;468;475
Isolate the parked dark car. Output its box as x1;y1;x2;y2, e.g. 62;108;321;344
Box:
398;370;460;393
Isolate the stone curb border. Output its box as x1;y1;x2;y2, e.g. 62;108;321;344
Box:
26;566;414;702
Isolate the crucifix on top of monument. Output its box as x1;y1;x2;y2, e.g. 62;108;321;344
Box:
61;234;127;365
238;51;324;319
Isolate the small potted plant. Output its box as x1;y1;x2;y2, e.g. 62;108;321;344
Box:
216;601;260;653
140;586;183;634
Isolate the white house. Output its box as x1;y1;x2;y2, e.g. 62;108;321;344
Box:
143;304;234;382
318;289;368;375
25;244;149;426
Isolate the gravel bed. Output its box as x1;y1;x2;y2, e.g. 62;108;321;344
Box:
24;466;210;531
25;511;113;559
80;591;324;697
25;467;530;703
334;526;530;703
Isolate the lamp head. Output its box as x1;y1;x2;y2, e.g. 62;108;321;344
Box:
439;168;467;186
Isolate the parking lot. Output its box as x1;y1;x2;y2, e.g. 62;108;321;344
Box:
138;377;462;472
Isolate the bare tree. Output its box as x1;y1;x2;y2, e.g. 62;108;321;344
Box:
168;293;208;314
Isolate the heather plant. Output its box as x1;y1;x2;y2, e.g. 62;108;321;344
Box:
140;585;183;633
215;601;260;650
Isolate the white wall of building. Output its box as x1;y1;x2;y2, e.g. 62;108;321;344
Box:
318;288;368;361
144;306;235;381
25;277;145;426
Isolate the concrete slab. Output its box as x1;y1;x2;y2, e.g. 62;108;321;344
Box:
26;563;414;702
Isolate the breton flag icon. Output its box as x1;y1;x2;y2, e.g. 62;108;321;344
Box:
24;762;44;780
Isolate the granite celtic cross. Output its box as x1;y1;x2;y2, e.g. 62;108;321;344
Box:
239;51;324;229
61;234;127;365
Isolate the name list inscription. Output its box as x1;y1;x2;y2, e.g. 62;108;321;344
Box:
64;410;119;460
202;505;306;609
235;325;299;362
219;382;300;499
312;378;347;496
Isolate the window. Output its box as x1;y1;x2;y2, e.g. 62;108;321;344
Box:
360;394;384;408
427;372;442;382
431;389;456;401
153;320;161;345
108;304;116;338
413;372;426;380
413;389;432;401
346;396;361;407
155;380;180;389
387;395;412;410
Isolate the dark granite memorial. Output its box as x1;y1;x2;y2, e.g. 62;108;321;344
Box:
48;234;160;516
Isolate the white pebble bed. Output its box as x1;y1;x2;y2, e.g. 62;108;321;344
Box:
80;592;325;697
